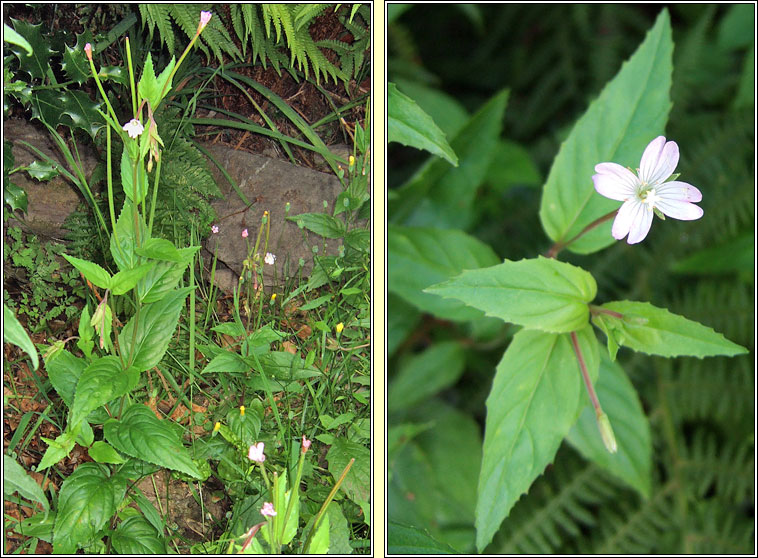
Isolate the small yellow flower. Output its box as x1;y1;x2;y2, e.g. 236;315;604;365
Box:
240;405;245;416
348;155;355;168
335;322;344;334
213;422;221;432
270;293;277;303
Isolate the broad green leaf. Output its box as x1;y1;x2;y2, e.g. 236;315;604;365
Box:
388;225;500;321
3;303;38;370
427;256;597;333
387;293;422;359
137;53;160;109
327;438;370;507
120;149;148;204
61;253;111;290
135;237;184;261
539;10;673;254
388;341;466;412
77;306;94;358
136;246;199;303
202;350;249;374
717;4;754;50
29;90;69;129
670;232;754;275
263;470;299;546
37;429;77;471
110;200;146;272
69;356;140;428
288;212;346;238
110;263;155;295
53;463;127;554
592;300;748;358
45;349;87;407
485;139;542;191
9;511;55;543
387;521;458;555
307;513;329;554
391;89;508;229
476;326;598;551
153;56;176;106
4;457;49;510
9;19;54;80
567;351;652;498
104;404;202;479
325;501;352;554
88;441;126;464
226;402;263;447
119;287;192;371
59;90;106;139
255;351;322;380
111;515;166;554
391;78;469;139
388;82;458;166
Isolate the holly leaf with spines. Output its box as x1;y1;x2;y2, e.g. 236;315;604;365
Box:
8;18;55;80
61;30;94;85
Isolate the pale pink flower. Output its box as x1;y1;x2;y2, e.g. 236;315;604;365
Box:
264;252;276;265
593;136;703;244
241;228;249;239
211;224;219;234
199;11;212;32
84;43;92;60
122;118;144;139
248;442;265;463
302;435;311;453
260;502;276;517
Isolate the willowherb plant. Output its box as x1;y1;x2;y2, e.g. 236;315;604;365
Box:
31;12;214;553
388;8;748;553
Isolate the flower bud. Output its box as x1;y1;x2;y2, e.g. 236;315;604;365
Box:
199;11;212;32
597;412;618;454
84;43;92;60
335;322;344;334
239;405;245;416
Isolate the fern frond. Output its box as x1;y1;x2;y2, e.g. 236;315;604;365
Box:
293;4;329;31
139;4;175;55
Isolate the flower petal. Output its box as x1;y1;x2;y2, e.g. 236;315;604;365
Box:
613;200;653;243
656;180;702;202
639;136;679;185
593;162;638;201
655;198;704;221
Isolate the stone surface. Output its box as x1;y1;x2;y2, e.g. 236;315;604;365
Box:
4;119;98;239
3;118;357;292
202;144;347;290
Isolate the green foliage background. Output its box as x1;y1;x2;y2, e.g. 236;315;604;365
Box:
388;4;754;554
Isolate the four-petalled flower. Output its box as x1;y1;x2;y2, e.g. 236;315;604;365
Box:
260;502;276;517
264;252;276;265
592;136;703;244
122;118;144;139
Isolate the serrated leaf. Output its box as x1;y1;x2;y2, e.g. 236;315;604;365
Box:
37;429;77;471
4;457;49;511
29;90;68;128
592;300;748;358
476;326;598;551
89;441;127;464
111;515;165;554
61;253;111;290
288;212;346;238
69;356;139;428
53;463;127;554
256;351;322;380
388;82;458;166
119;287;192;371
104;404;202;478
3;22;33;55
45;349;87;407
97;65;127;85
110;200;146;272
427;256;597;333
391;89;508;229
388;225;500;321
567;351;652;498
137;53;160;109
110;263;156;295
388;521;458;554
538;10;673;254
59;90;105;139
9;18;54;80
326;438;370;505
4;181;28;213
136;246;199;303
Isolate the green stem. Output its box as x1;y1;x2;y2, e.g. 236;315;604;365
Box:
303;458;355;553
86;54;122;140
280;447;306;545
125;37;138;118
147;157;162;236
